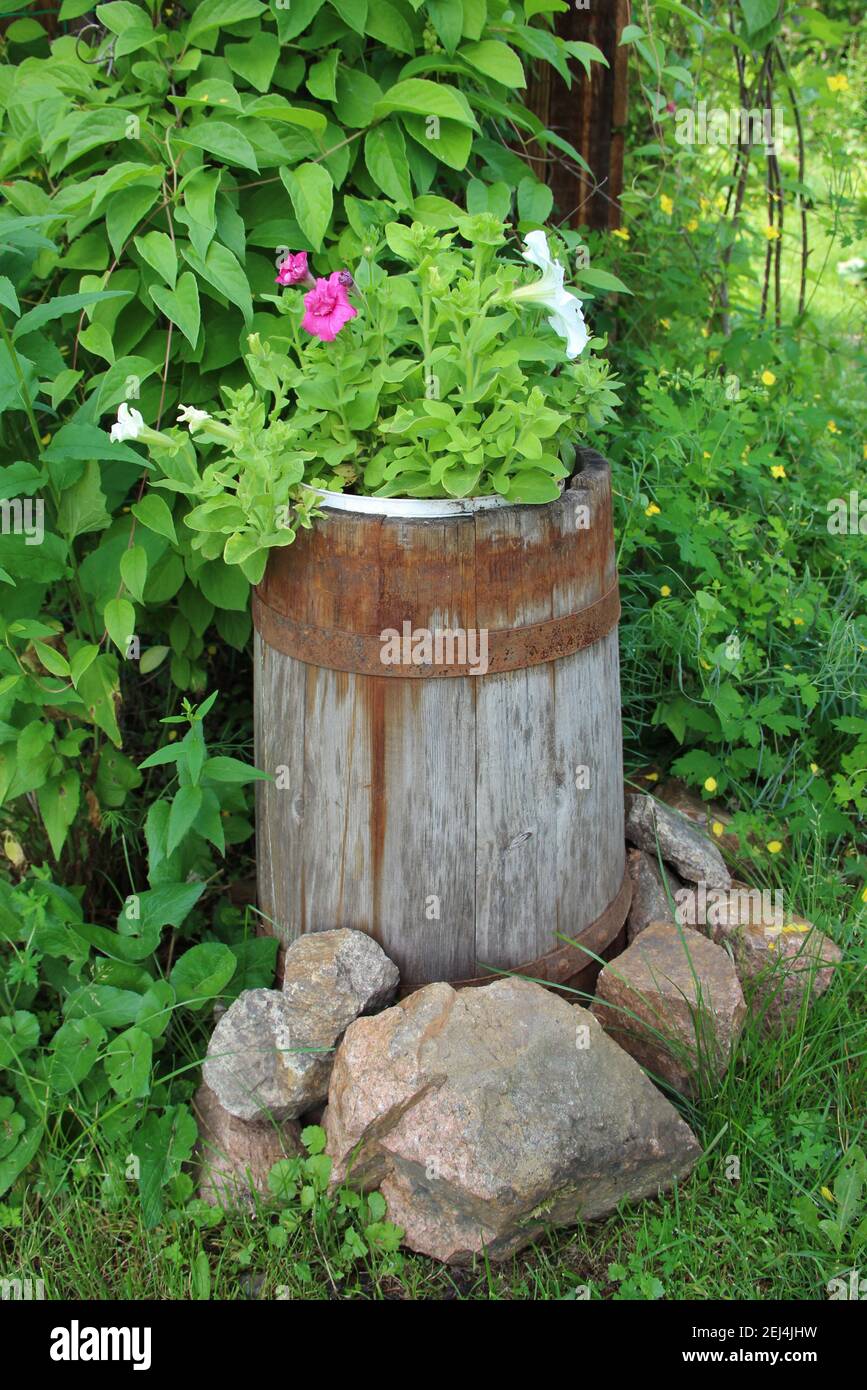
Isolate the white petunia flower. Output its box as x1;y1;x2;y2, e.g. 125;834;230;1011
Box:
177;404;211;430
110;402;145;442
510;231;589;360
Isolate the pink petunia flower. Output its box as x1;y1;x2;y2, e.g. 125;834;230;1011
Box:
275;251;310;286
301;272;357;342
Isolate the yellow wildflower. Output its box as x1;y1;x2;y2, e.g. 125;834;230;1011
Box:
810;762;820;775
660;193;674;216
767;840;783;854
612;227;630;241
660;584;672;597
770;464;786;479
820;1186;835;1201
761;370;776;386
659;318;671;329
712;821;725;837
826;75;849;93
686;219;699;233
645;502;660;517
764;225;781;241
827;420;839;434
704;777;718;793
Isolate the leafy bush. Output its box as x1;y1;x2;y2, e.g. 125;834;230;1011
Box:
0;1;602;854
122;214;621;579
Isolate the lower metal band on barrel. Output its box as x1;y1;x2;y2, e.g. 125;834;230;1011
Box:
449;868;632;992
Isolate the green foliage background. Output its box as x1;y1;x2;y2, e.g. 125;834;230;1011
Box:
0;0;865;1295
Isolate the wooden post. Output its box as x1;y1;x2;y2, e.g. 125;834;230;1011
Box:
529;0;631;231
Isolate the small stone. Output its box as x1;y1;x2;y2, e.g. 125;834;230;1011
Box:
193;1082;302;1207
203;931;399;1122
592;921;745;1093
705;887;842;1030
203;988;329;1122
281;928;399;1023
658;778;740;856
326;977;700;1264
625;792;731;888
626;848;683;943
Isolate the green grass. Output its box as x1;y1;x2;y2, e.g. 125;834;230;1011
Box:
4;839;863;1302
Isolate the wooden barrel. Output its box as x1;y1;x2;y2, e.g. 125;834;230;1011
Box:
253;448;630;995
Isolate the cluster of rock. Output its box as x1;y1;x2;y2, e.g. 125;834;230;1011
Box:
622;786;841;1042
194;788;842;1264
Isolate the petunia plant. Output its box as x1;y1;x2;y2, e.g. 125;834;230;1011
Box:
109;212;621;584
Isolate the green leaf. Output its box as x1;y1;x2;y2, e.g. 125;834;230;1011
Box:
459;40;526;87
403;115;472;172
136;981;176;1039
12;290;130;341
203;755;270;783
364;124;412;205
175;121;259;172
329;0;368;32
134;230;177;288
0;276;20;316
365;0;414;53
187;0;266;43
91;161;163;213
33;641;71;678
170;941;237;1008
104;597;136;656
140;644;169;674
132;492;178;545
505;469;562;503
576;267;632;294
105;1026;152;1100
225;30;280;92
517;176;554;224
739;0;778;35
37;771;81;858
279;163;334;253
69;643;100;688
307;49;338;102
133;1103;197;1228
49;1016;106;1095
0;1120;43;1199
149;271;201;348
167;784;203;856
120;545;148;603
76;652;122;745
374;78;478;128
56;458;111;539
426;0;463;53
105;183;162;259
334;69;384;128
181;242;253;323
